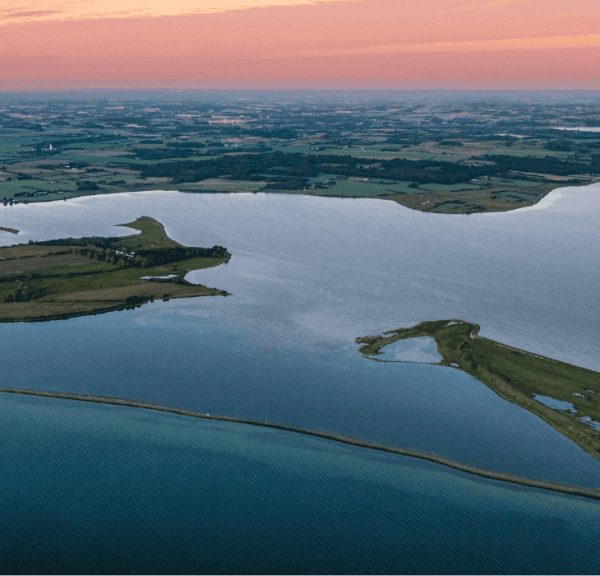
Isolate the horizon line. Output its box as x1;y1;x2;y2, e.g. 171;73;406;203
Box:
3;80;600;92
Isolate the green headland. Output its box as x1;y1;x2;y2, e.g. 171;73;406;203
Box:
0;216;230;323
356;320;600;461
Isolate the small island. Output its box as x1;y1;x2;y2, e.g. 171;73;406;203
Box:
0;227;19;235
357;320;600;461
0;216;230;323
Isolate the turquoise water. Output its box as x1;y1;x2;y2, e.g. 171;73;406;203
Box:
2;393;600;575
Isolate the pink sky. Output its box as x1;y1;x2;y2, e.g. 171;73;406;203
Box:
1;0;599;88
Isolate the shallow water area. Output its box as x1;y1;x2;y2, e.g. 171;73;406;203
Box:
534;394;577;413
377;336;442;363
140;274;179;280
555;127;600;132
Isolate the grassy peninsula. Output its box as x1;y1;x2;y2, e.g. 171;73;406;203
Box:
0;216;230;322
356;320;600;461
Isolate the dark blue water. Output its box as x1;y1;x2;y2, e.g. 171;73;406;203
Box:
3;304;600;489
2;393;600;575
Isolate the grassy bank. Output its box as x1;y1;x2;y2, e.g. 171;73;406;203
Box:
0;216;230;322
356;320;600;461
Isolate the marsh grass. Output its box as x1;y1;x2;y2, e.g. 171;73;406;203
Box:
357;320;600;460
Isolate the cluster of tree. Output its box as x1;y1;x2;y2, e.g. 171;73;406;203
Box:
29;237;120;248
544;140;578;152
76;181;100;191
166;141;206;149
130;147;202;161
133;148;600;187
132;245;229;268
4;281;49;302
133;151;494;185
27;238;229;270
481;155;600;176
4;123;45;131
246;128;298;139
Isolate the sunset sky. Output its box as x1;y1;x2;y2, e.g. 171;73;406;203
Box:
1;0;599;88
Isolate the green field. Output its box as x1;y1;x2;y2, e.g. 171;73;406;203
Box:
419;183;483;192
0;216;231;323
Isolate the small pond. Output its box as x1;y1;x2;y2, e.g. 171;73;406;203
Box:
377;337;442;363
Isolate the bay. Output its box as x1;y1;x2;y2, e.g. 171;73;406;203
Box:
1;187;600;488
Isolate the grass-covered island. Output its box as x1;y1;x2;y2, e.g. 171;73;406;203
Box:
356;320;600;461
0;216;230;322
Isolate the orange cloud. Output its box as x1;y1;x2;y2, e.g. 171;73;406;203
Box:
282;34;600;59
1;0;599;85
0;0;365;26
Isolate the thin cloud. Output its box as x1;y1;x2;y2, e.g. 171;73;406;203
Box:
444;0;531;12
280;33;600;58
0;0;365;26
1;10;63;17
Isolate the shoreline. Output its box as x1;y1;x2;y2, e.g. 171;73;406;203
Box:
0;216;231;323
0;185;564;216
357;320;600;464
1;385;600;501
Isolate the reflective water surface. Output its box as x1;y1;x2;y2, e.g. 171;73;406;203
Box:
377;336;443;363
1;187;600;572
1;188;600;485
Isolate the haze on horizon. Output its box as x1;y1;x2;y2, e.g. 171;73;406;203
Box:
1;0;600;89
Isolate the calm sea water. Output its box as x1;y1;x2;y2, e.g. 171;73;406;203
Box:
1;188;600;572
2;394;600;575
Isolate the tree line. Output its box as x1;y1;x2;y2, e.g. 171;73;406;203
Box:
133;150;600;187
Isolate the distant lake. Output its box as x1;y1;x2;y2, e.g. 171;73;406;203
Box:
554;127;600;132
1;187;600;572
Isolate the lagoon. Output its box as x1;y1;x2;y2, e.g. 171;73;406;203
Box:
2;185;599;372
376;336;442;363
